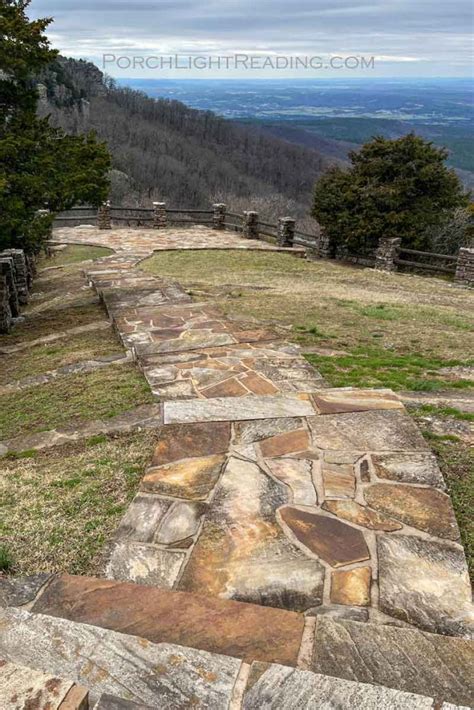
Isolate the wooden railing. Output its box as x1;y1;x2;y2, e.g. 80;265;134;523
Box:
396;247;458;275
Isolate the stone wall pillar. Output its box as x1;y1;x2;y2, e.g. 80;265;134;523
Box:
2;249;29;304
277;217;295;247
0;274;12;334
455;247;474;287
243;211;259;239
0;257;19;318
98;200;111;230
152;202;167;229
307;233;331;260
374;237;401;272
25;253;36;289
212;203;226;230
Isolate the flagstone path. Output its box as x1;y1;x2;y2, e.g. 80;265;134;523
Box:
1;225;473;708
48;224;474;641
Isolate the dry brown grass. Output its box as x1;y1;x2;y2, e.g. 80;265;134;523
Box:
141;250;474;362
0;432;156;576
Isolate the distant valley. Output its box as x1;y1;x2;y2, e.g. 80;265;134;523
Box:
120;78;474;185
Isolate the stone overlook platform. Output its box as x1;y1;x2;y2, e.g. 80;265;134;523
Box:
1;225;473;709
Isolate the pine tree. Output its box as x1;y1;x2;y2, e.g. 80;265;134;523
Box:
0;0;110;252
312;133;468;255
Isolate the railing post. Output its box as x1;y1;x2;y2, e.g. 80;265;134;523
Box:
307;232;331;260
1;249;29;304
0;273;11;334
455;247;474;287
98;200;111;230
374;237;401;272
0;256;19;318
152;202;167;229
212;203;226;230
277;217;295;247
243;211;259;239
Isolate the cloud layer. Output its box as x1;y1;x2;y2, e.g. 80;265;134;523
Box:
30;0;472;77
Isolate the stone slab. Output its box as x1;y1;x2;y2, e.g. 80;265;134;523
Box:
330;567;371;607
141;454;225;500
312;616;474;707
32;575;304;666
308;410;429;452
150;421;230;466
233;417;304;444
177;457;325;611
94;694;153;709
259;429;310;457
0;659;88;710
365;483;459;540
163;395;315;423
264;458;317;505
0;607;241;709
155;501;205;546
243;662;435;709
371;452;446;488
105;541;186;587
0;573;53;608
322;499;402;531
278;507;370;568
114;495;171;543
312;387;404;414
377;535;473;637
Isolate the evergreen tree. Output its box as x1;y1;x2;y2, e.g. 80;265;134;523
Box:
0;0;110;252
312;133;468;255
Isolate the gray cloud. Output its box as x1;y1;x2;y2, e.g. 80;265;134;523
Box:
30;0;472;76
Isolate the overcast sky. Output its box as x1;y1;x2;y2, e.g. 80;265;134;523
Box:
30;0;473;78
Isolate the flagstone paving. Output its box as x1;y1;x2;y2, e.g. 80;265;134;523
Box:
52;224;307;255
10;226;473;642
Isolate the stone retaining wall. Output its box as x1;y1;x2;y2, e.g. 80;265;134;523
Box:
0;248;35;334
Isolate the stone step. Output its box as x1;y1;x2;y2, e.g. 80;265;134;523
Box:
0;606;464;709
0;659;89;709
0;606;242;708
5;573;306;667
311;615;474;708
2;574;473;707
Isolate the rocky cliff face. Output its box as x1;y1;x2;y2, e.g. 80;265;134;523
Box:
36;57;106;130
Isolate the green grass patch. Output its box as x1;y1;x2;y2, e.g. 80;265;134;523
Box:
1;329;123;385
415;404;474;422
0;364;153;440
39;244;113;267
305;347;474;392
0;432;155;576
0;545;13;572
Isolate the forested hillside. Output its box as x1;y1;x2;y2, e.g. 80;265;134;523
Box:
38;58;330;213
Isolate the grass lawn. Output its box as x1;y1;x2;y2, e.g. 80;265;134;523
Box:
0;329;124;385
0;363;153;440
0;432;155;575
39;244;113;267
141;250;474;391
